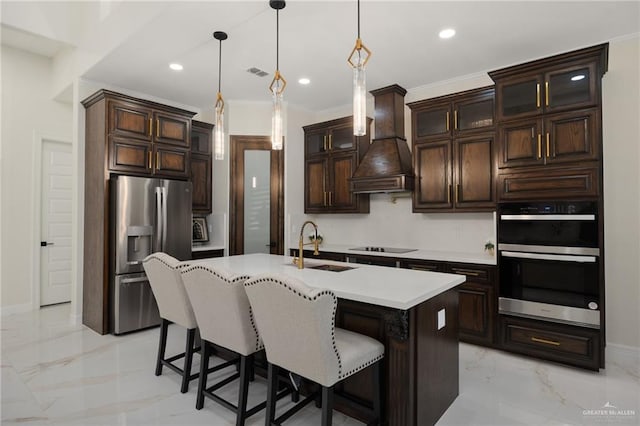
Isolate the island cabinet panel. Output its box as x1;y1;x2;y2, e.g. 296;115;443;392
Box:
409;86;496;212
490;43;607;201
303;116;371;213
335;287;459;426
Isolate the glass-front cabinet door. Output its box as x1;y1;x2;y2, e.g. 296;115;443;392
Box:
454;95;494;133
496;74;543;121
414;104;451;140
305;130;328;156
328;125;355;151
545;63;597;113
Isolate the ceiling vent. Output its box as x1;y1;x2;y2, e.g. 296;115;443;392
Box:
247;67;269;77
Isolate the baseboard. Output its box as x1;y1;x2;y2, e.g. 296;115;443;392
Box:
0;303;34;316
606;342;640;364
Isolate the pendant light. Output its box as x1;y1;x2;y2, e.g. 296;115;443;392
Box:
269;0;286;151
213;31;227;160
347;0;371;136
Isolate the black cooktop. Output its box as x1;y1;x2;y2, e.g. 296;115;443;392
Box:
349;246;418;254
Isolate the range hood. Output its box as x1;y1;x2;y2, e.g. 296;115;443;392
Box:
350;84;414;193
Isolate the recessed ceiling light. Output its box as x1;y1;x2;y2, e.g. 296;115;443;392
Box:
169;63;183;71
571;74;586;81
298;78;311;85
439;28;456;39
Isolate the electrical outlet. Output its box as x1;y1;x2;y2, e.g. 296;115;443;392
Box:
437;308;446;330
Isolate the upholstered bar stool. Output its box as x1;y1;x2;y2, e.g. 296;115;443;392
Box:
142;252;199;393
180;264;289;426
244;273;384;426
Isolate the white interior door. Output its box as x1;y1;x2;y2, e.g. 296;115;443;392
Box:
40;140;72;306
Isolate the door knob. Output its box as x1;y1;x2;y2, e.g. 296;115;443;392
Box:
40;241;55;247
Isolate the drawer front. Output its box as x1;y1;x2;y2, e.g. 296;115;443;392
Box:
447;263;493;283
500;316;600;370
497;165;599;201
401;260;445;272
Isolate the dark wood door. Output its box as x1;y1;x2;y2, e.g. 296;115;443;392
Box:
191;153;212;214
328;153;358;210
544;108;599;165
305;157;328;212
152;145;189;179
329;125;355;151
153;111;190;148
108;137;152;174
191;122;212;154
453;93;494;134
544;62;598;113
453;135;494;209
229;135;284;256
458;282;494;345
108;100;153;142
495;73;544;121
497;118;544;168
413;140;452;211
413;103;451;140
305;129;329;156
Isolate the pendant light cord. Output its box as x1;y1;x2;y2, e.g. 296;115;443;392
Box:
218;39;222;93
276;9;280;70
357;0;360;39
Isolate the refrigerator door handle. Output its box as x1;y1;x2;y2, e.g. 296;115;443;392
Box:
161;186;168;251
121;276;149;284
155;187;163;252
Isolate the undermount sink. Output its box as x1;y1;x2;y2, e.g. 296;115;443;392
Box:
308;264;355;272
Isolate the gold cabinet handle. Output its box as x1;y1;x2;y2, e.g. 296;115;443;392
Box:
447;184;451;203
546;133;550;158
411;266;438;272
451;268;481;277
537;134;542;159
531;336;560;346
323;135;327;151
156;152;160;169
455;184;460;203
545;81;549;107
323;191;327;206
328;134;332;150
536;83;541;108
446;111;450;131
147;151;152;169
156;119;160;138
328;192;333;207
149;118;152;135
454;110;458;130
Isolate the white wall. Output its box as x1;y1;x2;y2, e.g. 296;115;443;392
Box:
1;45;73;310
602;35;640;349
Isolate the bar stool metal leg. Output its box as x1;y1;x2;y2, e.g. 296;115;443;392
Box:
321;386;333;426
196;341;211;410
155;319;169;376
265;363;279;426
236;355;251;426
371;361;382;426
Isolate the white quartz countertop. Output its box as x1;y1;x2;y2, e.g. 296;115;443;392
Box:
300;243;497;266
183;253;465;310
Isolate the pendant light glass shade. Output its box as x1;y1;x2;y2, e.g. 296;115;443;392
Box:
214;92;224;160
271;76;284;150
348;0;371;137
213;31;228;160
270;1;286;151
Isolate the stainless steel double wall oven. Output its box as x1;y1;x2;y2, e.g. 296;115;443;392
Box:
498;201;601;329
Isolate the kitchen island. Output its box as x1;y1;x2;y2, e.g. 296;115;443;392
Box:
186;253;465;426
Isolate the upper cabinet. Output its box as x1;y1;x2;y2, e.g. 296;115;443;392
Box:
190;120;213;214
303;116;371;213
408;87;496;212
90;91;195;179
489;43;608;201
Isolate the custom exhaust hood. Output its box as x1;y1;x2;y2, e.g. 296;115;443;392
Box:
350;84;415;193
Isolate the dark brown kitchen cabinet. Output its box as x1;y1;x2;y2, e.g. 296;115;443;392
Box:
81;89;196;334
409;87;495;213
498;108;600;168
490;45;607;122
446;263;497;346
412;134;495;212
490;43;608;201
190;121;213;214
303;116;371;213
410;86;494;141
500;315;600;370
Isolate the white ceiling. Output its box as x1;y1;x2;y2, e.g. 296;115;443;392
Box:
2;1;639;112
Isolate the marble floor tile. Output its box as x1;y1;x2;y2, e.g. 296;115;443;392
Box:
2;304;639;425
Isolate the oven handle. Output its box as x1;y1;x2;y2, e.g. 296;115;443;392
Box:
501;251;597;263
500;214;595;221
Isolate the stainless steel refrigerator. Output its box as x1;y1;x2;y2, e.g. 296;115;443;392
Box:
110;175;192;334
